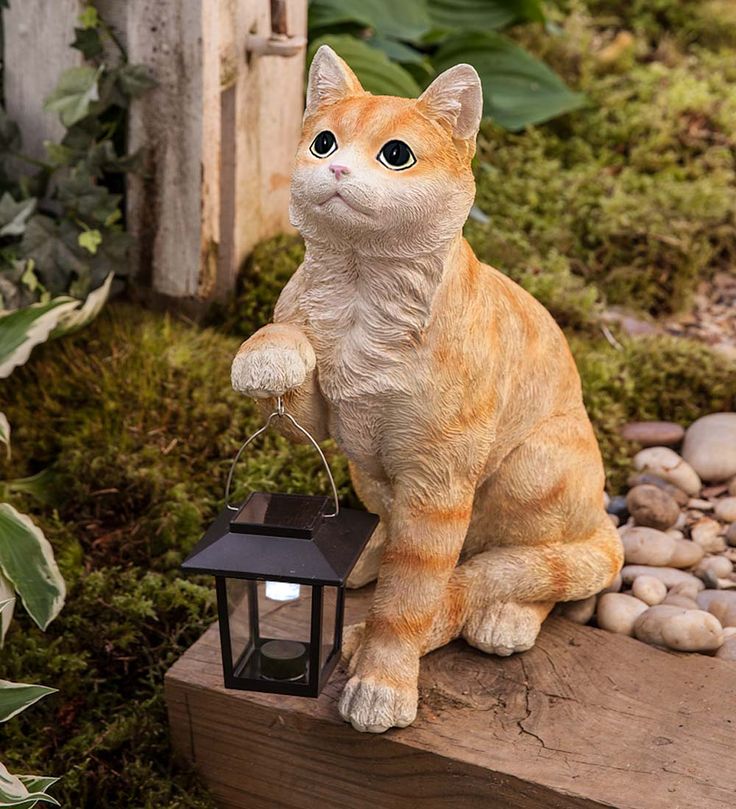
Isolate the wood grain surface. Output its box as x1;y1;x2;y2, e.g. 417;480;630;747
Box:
166;587;736;809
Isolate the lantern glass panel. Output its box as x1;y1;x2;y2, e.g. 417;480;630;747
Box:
226;578;253;669
321;586;339;666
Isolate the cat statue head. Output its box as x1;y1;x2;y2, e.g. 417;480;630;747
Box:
289;46;483;255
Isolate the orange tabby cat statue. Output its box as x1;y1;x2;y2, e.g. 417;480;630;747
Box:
231;46;623;733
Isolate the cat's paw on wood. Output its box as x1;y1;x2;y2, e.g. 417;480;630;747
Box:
338;674;418;734
231;346;310;398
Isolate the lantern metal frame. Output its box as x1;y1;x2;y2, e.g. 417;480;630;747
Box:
182;398;378;697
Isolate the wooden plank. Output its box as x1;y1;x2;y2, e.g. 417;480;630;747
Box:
225;0;307;298
2;0;82;162
124;0;208;299
166;588;736;809
123;0;306;302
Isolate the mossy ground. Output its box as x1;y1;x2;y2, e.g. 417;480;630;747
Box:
2;1;736;806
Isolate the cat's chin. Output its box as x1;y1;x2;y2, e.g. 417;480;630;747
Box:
317;192;372;217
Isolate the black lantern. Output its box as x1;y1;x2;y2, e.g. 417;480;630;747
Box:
182;398;378;697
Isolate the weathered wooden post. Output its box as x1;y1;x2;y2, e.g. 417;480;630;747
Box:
2;0;308;307
124;0;308;305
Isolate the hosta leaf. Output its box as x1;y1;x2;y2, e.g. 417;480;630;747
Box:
367;36;430;67
0;298;78;379
432;32;584;130
0;680;56;723
428;0;513;31
52;272;112;337
0;195;37;238
44;66;101;127
0;570;14;646
0;411;9;456
0;762;27;803
308;35;422;98
309;0;431;42
0;767;59;809
0;505;66;630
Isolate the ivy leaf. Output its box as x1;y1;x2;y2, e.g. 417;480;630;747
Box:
0;109;21;155
78;229;102;255
88;229;132;282
0;195;37;238
432;32;584;129
71;27;103;59
44;66;101;128
19;216;86;294
308;35;422;97
78;5;99;30
56;169;121;223
116;64;157;98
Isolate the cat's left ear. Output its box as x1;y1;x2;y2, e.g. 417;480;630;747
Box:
418;64;483;143
305;45;365;117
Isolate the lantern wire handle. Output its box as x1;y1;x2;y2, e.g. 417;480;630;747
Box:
224;396;340;518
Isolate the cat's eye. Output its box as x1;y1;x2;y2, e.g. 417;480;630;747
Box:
377;140;416;171
310;130;337;158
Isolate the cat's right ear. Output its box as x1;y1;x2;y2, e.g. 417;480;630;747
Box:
305;46;365;117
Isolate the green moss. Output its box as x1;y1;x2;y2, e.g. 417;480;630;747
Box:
209;233;305;338
572;334;736;490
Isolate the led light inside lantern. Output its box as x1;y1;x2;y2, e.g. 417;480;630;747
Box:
181;399;378;698
265;581;300;601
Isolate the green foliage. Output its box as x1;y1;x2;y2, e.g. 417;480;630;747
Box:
0;7;154;311
466;6;736;317
572;335;736;490
307;0;584;130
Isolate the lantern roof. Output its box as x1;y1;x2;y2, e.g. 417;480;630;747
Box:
182;492;379;586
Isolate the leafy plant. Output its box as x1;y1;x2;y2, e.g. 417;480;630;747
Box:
307;0;584;129
0;3;154;311
0;680;59;808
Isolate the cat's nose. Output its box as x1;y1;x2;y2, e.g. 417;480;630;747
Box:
329;163;350;180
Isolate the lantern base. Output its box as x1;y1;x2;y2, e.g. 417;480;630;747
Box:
224;638;340;698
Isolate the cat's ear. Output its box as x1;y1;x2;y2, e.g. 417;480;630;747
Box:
305;46;365;116
418;64;482;142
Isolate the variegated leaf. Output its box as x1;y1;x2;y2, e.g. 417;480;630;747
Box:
0;680;56;723
0;299;78;379
0;506;65;630
52;272;113;338
0;412;9;458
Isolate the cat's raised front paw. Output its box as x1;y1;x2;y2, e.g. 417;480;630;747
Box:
231;346;309;398
338;674;417;733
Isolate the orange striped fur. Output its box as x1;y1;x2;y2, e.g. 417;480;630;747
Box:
231;47;623;733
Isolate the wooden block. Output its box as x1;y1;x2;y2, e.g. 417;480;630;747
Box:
166;588;736;809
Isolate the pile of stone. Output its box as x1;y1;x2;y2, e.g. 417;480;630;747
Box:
561;412;736;662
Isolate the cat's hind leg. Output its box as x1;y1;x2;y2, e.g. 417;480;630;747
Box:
456;517;622;655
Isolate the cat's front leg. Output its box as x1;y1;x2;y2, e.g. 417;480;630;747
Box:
231;323;315;399
231;322;328;441
339;486;474;732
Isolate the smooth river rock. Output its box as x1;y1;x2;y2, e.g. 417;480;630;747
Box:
727;523;736;547
633;605;723;652
715;636;736;661
626;484;680;530
633;447;702;496
620;526;703;568
621;565;705;590
631;575;667;606
714;497;736;523
682;412;736;483
627;473;690;506
560;595;597;625
696;590;736;628
690;517;727;553
621;421;685;447
596;593;649;636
